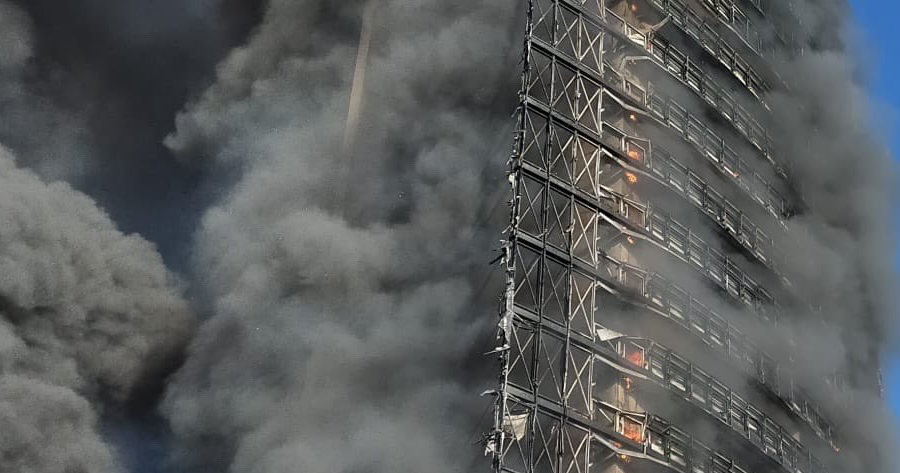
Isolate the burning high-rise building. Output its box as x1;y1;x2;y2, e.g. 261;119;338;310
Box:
488;1;895;473
0;0;894;472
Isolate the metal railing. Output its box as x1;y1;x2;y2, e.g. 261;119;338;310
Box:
646;0;774;90
517;103;789;310
596;8;782;169
522;96;787;277
702;0;800;49
601;3;767;104
591;253;837;447
510;227;838;452
601;114;788;224
599;333;826;472
530;3;788;188
697;0;765;54
592;183;777;312
595;402;760;473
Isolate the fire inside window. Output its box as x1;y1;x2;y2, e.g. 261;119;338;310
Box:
621;418;644;443
625;141;645;162
625;343;645;368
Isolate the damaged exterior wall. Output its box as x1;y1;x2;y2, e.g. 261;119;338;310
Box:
488;1;891;472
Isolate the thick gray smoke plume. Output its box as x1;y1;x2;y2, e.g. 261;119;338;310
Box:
0;4;195;472
0;1;91;180
0;0;265;264
3;0;898;471
162;1;521;471
772;0;898;369
762;1;899;471
159;0;900;472
0;145;193;472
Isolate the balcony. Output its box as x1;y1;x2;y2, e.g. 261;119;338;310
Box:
528;2;790;187
588;178;779;312
601;2;768;106
509;230;839;452
495;325;828;473
601;114;789;226
702;0;801;50
594;330;827;472
519;98;788;282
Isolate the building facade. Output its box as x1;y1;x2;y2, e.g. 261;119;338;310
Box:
488;1;848;472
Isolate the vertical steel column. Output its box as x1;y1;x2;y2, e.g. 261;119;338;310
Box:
490;1;535;471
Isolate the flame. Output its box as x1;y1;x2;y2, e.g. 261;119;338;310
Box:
626;172;638;184
627;149;642;161
629;113;638;122
619;454;632;464
623;422;643;443
627;350;644;367
627;236;636;245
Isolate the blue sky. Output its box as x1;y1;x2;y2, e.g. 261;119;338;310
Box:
849;0;900;418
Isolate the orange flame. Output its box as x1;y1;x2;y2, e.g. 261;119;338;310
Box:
629;113;638;122
623;421;643;443
627;149;642;161
626;350;644;367
626;172;638;184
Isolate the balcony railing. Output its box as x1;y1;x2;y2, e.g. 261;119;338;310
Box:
645;0;775;90
500;386;761;473
595;10;783;171
702;0;799;49
601;4;767;105
591;183;778;312
500;374;808;473
510;226;838;451
601;114;788;225
597;332;827;472
530;5;788;191
697;0;764;54
522;97;787;277
592;254;837;447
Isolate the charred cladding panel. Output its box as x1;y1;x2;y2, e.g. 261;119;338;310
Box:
485;1;879;473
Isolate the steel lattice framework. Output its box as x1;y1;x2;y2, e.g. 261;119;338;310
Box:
487;1;843;473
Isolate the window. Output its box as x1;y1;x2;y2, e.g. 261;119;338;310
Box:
622;417;644;443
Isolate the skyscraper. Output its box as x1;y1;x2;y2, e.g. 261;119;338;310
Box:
487;1;881;472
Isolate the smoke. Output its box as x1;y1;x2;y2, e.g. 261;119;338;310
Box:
0;0;265;265
161;1;522;471
158;0;900;471
0;4;198;472
758;0;900;471
1;0;897;472
0;144;194;472
0;1;91;180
